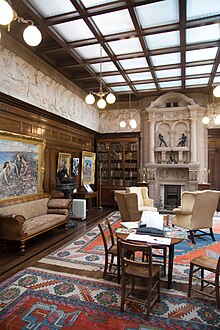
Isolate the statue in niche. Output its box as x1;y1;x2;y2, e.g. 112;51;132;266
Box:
158;133;168;147
177;133;187;147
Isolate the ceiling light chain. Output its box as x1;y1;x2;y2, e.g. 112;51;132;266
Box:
85;44;116;109
0;0;42;47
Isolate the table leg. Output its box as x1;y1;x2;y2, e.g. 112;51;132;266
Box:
117;238;121;284
167;244;174;289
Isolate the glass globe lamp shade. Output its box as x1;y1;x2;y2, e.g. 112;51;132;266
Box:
213;85;220;98
129;119;137;129
97;98;106;109
23;25;42;46
85;93;95;105
119;120;126;128
0;0;13;25
214;114;220;125
202;116;210;125
106;92;116;104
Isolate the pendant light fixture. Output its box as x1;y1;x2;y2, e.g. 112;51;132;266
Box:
0;0;42;47
202;86;220;126
119;90;137;129
85;44;116;109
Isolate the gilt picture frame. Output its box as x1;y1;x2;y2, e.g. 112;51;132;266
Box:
57;153;71;176
0;130;45;201
81;151;96;185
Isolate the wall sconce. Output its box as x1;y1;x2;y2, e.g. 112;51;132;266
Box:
0;0;42;47
85;45;116;109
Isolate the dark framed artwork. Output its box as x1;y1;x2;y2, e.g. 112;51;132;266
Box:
81;151;96;185
57;153;71;176
0;130;45;200
72;157;79;176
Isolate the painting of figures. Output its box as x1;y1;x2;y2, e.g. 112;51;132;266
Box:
0;131;45;200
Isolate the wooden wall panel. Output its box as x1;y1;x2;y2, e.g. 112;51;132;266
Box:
0;93;95;194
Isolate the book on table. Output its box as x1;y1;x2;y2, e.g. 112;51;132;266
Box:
136;211;165;236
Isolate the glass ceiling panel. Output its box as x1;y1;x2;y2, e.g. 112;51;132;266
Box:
108;38;142;55
151;52;180;66
74;44;107;60
145;31;180;50
186;78;209;86
111;86;131;92
217;64;220;72
159;81;181;88
187;0;220;20
136;0;179;28
186;24;220;44
156;68;181;78
102;75;125;84
186;47;218;62
135;83;156;90
53;20;94;42
28;0;75;17
128;72;153;81
81;0;116;8
119;58;148;70
214;77;220;83
186;65;213;76
90;62;117;72
92;9;134;35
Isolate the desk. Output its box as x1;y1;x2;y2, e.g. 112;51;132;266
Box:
72;191;98;209
115;232;182;289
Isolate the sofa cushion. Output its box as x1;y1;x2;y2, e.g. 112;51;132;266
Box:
23;214;67;236
47;199;71;208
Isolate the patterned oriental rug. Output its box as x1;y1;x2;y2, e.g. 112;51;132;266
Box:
0;267;220;330
38;211;220;284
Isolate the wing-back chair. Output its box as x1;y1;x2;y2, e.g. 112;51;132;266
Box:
126;187;157;212
172;190;220;244
114;192;142;222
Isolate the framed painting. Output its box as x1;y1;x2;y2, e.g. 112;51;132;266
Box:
57;153;71;176
72;157;79;176
81;151;96;185
0;130;45;200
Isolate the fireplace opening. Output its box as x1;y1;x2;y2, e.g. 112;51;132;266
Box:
164;185;181;210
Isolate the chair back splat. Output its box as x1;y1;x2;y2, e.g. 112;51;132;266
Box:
119;240;161;320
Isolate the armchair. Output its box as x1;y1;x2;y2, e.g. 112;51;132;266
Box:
114;192;142;222
126;187;157;212
172;190;220;244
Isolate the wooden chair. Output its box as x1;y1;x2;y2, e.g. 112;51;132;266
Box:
98;218;118;279
188;254;220;308
119;240;160;320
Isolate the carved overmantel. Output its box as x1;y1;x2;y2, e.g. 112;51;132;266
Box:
142;92;206;208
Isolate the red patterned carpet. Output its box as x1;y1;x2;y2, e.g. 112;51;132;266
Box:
0;267;220;329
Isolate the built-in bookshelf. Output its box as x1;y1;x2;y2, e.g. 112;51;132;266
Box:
96;133;140;205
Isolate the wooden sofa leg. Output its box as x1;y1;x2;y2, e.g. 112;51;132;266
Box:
20;241;26;255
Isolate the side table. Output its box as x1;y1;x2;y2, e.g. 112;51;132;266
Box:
71;191;98;209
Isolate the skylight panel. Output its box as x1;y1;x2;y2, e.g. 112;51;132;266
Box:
145;31;180;50
151;53;181;66
111;86;131;92
80;0;116;8
102;75;125;84
119;58;148;70
108;38;142;55
186;65;213;76
53;19;94;42
214;76;220;83
136;0;179;28
187;0;220;20
75;44;107;60
134;83;156;90
128;72;153;81
186;47;218;62
156;68;181;78
90;62;117;72
186;24;220;45
92;10;134;35
159;81;181;88
28;0;75;17
186;78;209;86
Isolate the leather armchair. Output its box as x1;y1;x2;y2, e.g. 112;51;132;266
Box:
172;190;220;244
114;192;142;222
126;187;157;212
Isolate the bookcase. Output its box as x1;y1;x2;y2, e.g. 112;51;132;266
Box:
96;133;140;205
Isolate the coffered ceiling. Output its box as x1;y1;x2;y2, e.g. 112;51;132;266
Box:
2;0;220;102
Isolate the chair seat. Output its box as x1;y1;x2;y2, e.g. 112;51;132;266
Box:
126;264;161;278
190;255;218;272
108;244;118;255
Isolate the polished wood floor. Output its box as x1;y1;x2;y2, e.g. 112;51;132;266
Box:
0;206;114;282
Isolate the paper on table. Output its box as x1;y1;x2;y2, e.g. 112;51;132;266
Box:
140;211;164;231
121;221;139;229
126;232;171;245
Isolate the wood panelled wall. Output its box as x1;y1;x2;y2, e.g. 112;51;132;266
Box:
0;92;96;194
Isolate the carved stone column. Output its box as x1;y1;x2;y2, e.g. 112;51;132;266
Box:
189;106;198;163
148;112;156;163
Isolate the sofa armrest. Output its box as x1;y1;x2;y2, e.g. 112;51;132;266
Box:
0;214;26;240
47;208;69;215
47;198;72;209
143;198;154;207
173;207;191;215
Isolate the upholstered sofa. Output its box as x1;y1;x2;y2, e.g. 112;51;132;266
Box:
0;193;72;254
